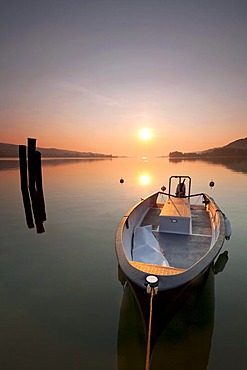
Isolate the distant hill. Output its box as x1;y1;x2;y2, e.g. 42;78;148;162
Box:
223;137;247;150
0;142;114;158
169;137;247;158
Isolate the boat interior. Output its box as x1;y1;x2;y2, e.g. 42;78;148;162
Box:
123;177;221;276
141;202;212;269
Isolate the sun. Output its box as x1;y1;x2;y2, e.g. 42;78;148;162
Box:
139;128;152;141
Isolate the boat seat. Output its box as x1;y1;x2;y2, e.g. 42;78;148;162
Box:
133;225;169;266
159;197;191;234
130;261;186;275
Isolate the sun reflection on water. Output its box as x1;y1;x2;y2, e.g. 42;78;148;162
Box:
139;173;151;186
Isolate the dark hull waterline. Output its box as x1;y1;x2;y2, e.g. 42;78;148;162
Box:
118;266;216;370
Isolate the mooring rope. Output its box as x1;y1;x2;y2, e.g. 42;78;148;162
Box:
145;287;155;370
191;194;201;206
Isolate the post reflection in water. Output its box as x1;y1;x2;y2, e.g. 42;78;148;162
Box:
117;252;229;370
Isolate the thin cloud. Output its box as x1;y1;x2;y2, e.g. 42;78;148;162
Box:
56;81;121;108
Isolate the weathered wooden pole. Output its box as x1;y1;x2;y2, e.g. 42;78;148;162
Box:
27;138;37;193
27;138;45;233
19;138;47;233
19;145;34;228
35;150;47;223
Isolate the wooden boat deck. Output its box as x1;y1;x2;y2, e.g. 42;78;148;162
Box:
160;197;190;217
130;261;186;275
190;205;212;235
139;203;212;270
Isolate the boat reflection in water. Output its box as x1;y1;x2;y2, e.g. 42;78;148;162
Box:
117;252;228;370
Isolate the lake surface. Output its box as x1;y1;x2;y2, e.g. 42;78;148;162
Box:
0;157;246;370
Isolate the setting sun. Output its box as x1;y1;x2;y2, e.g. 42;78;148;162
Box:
138;128;152;141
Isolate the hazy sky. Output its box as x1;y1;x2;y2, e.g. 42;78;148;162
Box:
1;0;246;156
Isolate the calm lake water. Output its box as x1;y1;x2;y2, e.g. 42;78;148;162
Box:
0;157;246;370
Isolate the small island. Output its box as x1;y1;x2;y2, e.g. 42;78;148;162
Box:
169;137;247;158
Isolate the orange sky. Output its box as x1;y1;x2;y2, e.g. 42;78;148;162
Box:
1;1;246;156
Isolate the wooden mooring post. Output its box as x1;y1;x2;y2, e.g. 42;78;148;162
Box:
19;145;34;228
35;150;47;223
19;138;46;233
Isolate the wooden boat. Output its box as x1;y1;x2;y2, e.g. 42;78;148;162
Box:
115;175;231;294
116;177;230;368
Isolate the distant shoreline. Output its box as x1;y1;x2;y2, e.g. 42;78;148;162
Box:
169;154;247;159
1;155;247;160
0;142;116;158
1;136;246;159
0;156;116;159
